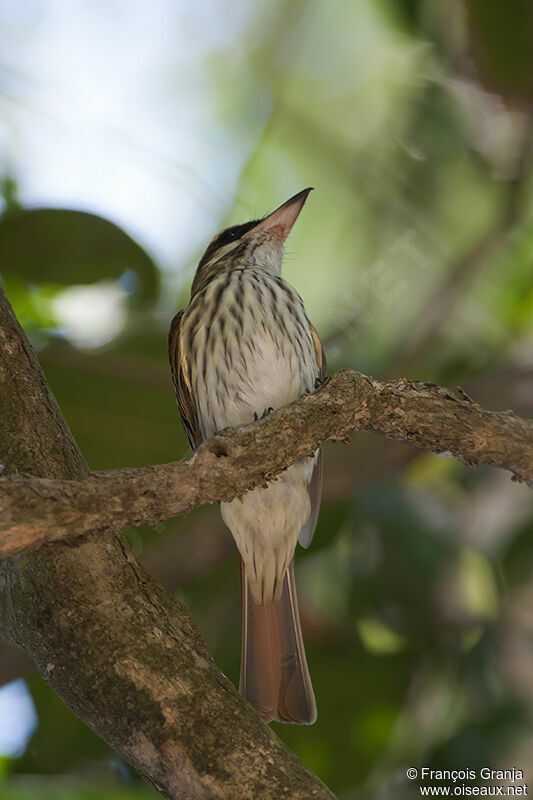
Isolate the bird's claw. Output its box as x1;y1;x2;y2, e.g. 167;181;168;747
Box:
253;407;274;422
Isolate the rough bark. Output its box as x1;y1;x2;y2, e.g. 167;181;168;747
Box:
0;286;337;799
0;369;532;561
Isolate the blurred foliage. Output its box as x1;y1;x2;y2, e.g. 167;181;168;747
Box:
465;0;533;105
0;777;156;800
1;0;533;798
0;207;158;299
0;205;159;340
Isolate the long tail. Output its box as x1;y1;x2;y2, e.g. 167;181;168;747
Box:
239;557;317;724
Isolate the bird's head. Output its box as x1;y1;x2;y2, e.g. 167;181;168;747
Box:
191;188;312;297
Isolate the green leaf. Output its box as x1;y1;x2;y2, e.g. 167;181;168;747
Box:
0;208;159;306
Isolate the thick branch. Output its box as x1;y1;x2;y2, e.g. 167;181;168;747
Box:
1;371;532;561
0;286;336;799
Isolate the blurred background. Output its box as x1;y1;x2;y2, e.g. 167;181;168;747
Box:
0;1;532;798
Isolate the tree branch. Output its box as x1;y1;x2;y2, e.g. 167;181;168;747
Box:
1;280;531;799
0;286;336;800
1;370;532;561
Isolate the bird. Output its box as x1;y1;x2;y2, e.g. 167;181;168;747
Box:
168;188;325;724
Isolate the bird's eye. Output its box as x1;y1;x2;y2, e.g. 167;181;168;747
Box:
216;220;258;248
219;228;240;246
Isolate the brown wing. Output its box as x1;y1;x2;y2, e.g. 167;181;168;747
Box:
299;323;327;549
310;322;327;385
168;310;203;451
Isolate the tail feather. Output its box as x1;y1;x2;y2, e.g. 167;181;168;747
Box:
240;557;316;725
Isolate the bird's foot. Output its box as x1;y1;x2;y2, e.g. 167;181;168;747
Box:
253;407;274;422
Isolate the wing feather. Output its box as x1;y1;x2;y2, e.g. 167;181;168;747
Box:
168;311;202;451
310;322;327;384
299;323;327;549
